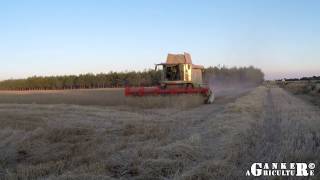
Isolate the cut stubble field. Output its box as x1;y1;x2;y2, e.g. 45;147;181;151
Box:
0;86;319;179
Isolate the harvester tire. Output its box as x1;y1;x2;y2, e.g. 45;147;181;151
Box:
206;89;215;104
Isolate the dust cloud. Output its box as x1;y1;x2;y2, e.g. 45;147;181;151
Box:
207;75;259;99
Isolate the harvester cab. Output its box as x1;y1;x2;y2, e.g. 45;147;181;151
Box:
125;52;214;104
155;52;205;89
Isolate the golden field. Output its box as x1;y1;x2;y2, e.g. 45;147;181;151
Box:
0;86;319;179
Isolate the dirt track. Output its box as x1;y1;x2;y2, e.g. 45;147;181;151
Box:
0;86;319;179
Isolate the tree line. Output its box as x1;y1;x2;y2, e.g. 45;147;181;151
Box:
276;76;320;82
0;66;264;90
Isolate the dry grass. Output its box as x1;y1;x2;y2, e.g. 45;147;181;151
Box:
222;87;320;179
280;81;320;108
281;81;320;95
0;88;126;106
0;86;319;179
176;86;268;179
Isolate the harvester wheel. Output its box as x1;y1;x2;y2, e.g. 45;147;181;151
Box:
206;89;215;104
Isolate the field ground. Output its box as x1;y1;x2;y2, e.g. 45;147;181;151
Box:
0;86;319;179
278;80;320;107
0;88;126;106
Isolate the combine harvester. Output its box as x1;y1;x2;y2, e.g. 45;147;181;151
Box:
125;52;214;104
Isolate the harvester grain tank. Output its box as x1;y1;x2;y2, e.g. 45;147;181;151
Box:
125;52;214;103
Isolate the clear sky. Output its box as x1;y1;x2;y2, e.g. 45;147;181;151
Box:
0;0;319;80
